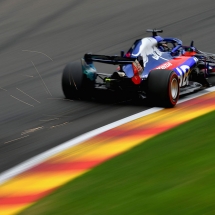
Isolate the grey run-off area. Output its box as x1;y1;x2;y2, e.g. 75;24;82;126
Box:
0;0;215;173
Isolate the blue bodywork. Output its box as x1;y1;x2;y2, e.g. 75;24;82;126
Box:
123;36;197;86
81;34;215;86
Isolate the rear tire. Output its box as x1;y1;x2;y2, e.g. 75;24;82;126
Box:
147;69;179;107
62;61;94;100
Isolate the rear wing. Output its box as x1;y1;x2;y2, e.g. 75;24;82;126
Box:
84;53;137;65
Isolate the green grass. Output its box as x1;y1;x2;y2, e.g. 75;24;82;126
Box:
19;111;215;215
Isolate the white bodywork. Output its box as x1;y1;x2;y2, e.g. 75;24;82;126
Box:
131;37;162;67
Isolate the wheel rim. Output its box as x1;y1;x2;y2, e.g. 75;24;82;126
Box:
170;78;178;100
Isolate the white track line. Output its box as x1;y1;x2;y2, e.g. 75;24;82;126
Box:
0;86;215;185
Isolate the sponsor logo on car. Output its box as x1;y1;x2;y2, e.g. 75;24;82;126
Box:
156;62;173;70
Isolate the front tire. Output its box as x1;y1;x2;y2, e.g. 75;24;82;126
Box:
147;69;179;107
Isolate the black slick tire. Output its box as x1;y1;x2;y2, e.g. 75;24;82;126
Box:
62;61;94;100
147;69;179;107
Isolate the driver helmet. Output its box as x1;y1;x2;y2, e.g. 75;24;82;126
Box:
158;41;169;51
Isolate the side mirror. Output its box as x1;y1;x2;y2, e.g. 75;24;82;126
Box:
171;45;182;56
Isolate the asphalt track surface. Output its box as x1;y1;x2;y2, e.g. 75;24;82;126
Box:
1;0;215;173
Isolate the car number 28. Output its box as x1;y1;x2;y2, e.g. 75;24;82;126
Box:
176;65;190;87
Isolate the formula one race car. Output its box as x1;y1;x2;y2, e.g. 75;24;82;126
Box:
62;29;215;107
